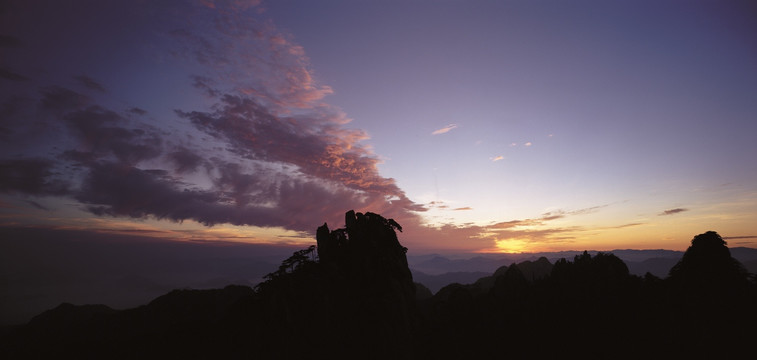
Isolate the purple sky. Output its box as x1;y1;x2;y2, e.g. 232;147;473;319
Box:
1;0;756;255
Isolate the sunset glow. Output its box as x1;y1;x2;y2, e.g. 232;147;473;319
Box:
1;0;756;255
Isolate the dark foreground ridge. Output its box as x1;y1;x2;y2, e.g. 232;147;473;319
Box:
1;214;756;359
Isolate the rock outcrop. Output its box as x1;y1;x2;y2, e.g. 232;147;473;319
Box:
252;210;418;358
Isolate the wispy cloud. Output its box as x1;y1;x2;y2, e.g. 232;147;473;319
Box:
722;235;757;240
404;203;617;252
541;205;608;219
0;158;70;195
491;155;504;162
416;204;615;252
659;208;688;216
0;66;29;81
603;222;645;229
427;201;449;209
431;124;457;135
25;200;50;211
723;235;757;246
453;207;472;211
524;142;532;147
74;75;106;93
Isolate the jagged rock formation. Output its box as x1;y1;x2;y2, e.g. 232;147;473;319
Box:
316;210;410;286
250;210;418;358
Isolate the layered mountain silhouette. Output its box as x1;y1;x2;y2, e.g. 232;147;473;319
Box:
1;210;418;359
2;212;755;359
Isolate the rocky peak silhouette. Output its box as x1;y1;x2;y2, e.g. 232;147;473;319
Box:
668;231;749;298
317;210;411;286
254;210;417;358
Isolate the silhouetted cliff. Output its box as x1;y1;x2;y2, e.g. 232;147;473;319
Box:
249;210;418;358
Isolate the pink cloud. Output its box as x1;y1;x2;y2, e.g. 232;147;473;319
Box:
169;3;332;110
431;124;458;135
177;94;409;198
0;1;427;241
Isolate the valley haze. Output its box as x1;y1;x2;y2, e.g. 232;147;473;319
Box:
3;226;757;326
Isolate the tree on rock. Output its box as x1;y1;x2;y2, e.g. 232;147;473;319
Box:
257;210;417;359
668;231;749;299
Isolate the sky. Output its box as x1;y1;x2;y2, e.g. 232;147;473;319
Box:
1;0;757;255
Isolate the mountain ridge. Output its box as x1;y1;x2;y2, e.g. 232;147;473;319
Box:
2;225;756;359
409;247;757;294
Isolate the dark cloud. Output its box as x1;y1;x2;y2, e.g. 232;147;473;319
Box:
75;161;382;232
25;200;49;210
659;208;688;216
191;75;219;97
74;75;106;93
1;95;57;149
0;2;424;239
128;107;147;116
168;147;204;173
0;66;28;81
60;149;98;164
1;83;422;235
62;106;163;164
723;235;757;240
64;106;163;164
212;161;282;207
40;86;91;113
181;94;431;219
77;162;230;225
0;158;69;195
36;87;165;165
178;94;408;198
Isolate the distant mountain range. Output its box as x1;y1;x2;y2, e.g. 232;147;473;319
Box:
409;247;757;294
